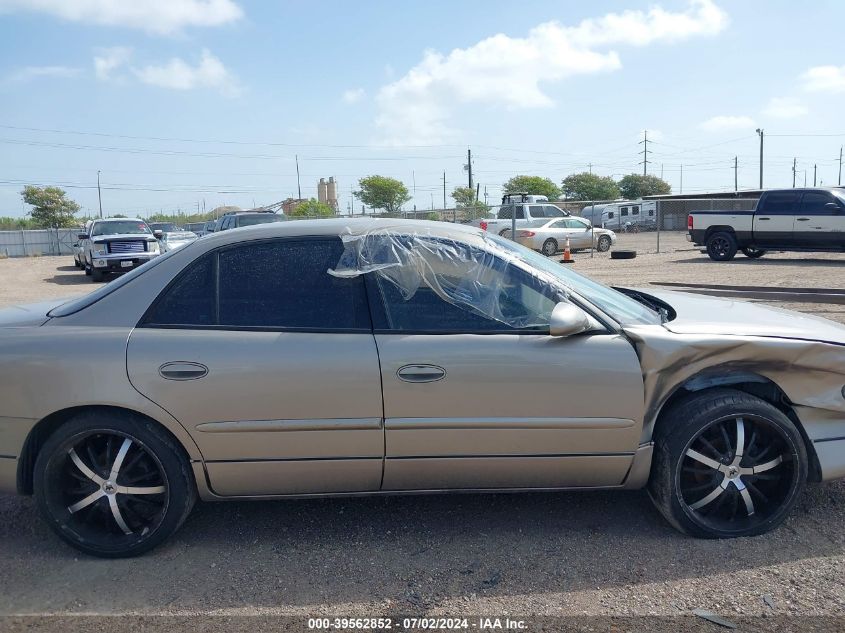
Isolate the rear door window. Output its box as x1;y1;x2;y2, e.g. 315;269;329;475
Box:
759;192;801;215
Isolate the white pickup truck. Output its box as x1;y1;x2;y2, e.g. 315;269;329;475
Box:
688;187;845;261
468;193;569;235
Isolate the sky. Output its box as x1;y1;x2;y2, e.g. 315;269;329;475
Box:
0;0;844;218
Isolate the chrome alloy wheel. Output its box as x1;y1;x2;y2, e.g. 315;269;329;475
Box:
48;432;169;541
678;415;797;533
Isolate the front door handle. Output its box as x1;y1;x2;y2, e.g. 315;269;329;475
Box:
159;362;208;381
397;364;446;383
796;217;810;221
756;217;770;221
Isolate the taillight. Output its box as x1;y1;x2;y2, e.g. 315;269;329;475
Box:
687;215;693;230
517;230;535;237
480;220;488;231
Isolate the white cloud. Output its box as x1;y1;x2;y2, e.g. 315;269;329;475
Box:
94;46;132;80
6;65;81;81
375;0;729;145
801;64;845;93
762;97;807;119
342;88;365;104
132;49;240;96
699;115;756;131
0;0;243;35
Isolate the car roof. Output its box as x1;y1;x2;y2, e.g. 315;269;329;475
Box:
95;217;145;222
197;217;486;248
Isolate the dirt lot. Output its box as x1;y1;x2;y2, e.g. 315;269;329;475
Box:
0;240;844;630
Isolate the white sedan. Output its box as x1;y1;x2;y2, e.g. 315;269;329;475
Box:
505;217;617;256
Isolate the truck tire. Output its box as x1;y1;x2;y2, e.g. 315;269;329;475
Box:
91;267;105;282
610;250;636;260
741;247;766;259
706;232;737;261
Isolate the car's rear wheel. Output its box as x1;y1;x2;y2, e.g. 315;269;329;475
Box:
706;231;737;261
649;388;806;538
33;411;196;558
541;238;558;256
742;246;766;259
596;235;612;252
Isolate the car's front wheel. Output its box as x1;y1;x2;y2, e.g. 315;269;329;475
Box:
33;410;196;558
596;235;612;252
649;388;806;538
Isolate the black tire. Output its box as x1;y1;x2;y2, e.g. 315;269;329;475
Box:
648;388;807;539
706;231;737;261
541;238;558;256
610;250;636;260
84;261;92;276
498;229;510;237
90;267;105;282
742;247;766;259
596;235;612;252
33;410;196;558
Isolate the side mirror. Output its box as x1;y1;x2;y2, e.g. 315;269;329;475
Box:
78;233;88;240
549;302;591;337
153;230;164;239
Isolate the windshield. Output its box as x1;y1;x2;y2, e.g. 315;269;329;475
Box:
238;214;284;227
150;223;178;232
485;233;661;325
92;220;151;236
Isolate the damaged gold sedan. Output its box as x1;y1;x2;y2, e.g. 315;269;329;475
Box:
0;218;843;557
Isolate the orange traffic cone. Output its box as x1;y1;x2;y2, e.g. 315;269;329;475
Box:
561;237;574;264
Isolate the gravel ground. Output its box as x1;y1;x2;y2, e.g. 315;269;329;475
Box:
0;242;844;631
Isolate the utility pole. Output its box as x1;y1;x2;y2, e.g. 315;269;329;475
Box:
814;164;817;187
755;128;764;189
97;170;103;218
839;146;843;186
660;163;664;180
295;155;302;200
680;164;683;194
442;171;447;210
466;148;473;193
792;158;797;188
588;162;592;175
484;186;488;206
638;130;649;176
734;156;738;192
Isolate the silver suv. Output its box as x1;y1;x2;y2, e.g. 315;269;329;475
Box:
80;218;161;282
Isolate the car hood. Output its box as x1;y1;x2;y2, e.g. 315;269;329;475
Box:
639;288;845;346
92;234;156;242
0;299;68;327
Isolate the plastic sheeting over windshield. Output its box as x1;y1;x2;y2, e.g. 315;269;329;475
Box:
327;226;563;329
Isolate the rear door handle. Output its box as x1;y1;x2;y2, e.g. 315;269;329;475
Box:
756;217;770;221
159;362;208;381
796;217;810;221
397;364;446;383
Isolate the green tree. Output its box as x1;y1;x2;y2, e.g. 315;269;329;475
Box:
560;172;620;201
288;198;335;218
354;175;411;215
20;185;80;228
451;186;490;220
617;174;671;199
502;175;561;200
